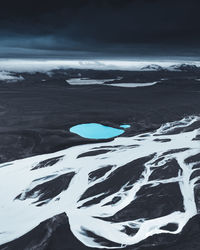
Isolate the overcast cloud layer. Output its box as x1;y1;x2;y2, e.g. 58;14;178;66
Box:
0;0;200;58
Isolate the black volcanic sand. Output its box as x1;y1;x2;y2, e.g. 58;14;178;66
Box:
1;69;200;250
0;69;200;163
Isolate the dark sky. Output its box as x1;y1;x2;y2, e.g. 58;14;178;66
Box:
0;0;200;58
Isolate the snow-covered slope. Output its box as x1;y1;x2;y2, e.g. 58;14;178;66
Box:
0;116;200;248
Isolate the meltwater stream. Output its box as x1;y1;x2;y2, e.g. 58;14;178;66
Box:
0;116;200;248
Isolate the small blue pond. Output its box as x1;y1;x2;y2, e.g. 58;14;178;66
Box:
120;124;131;129
70;123;126;139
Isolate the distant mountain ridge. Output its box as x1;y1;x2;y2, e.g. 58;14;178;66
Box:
141;63;200;72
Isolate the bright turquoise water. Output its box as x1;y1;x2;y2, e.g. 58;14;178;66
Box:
120;124;131;129
70;123;125;139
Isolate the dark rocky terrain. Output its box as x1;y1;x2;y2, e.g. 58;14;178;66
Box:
0;68;200;163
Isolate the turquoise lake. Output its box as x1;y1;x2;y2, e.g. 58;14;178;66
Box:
69;123;127;139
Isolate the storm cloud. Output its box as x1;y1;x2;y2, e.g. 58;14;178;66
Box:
0;0;200;58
